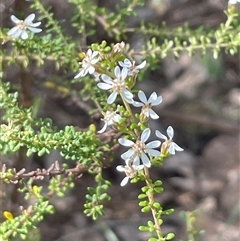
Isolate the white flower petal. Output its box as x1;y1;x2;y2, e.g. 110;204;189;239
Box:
91;58;99;65
137;60;146;69
167;126;174;139
86;49;92;56
155;130;167;140
101;74;113;84
148;92;157;103
13;29;22;38
132;101;143;107
28;27;42;33
29;22;41;27
132;156;140;167
8;26;20;36
21;31;28;39
141;128;150;143
116;165;125;172
88;66;95;74
120;176;129;186
121;149;135;160
134;164;144;171
124;58;132;67
97;83;112;90
122;89;133;99
121;67;128;80
119;58;132;68
118;138;134;147
112;114;121;123
124;96;134;104
91;51;99;58
149;109;159;119
138;90;147;103
173;142;184;152
141;152;151;168
74;71;84;79
169;144;176;155
107;92;117;104
114;66;121;78
146;140;161;149
146;149;160;157
97;123;108;134
151;96;162;106
10;15;20;24
25;13;35;23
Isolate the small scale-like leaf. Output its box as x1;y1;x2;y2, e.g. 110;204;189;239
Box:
141;206;151;213
163;208;174;215
139;225;149;232
138;193;147;199
165;232;175;240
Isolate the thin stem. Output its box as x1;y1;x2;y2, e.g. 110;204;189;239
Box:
120;95;140;138
121;95;136;125
144;166;163;240
32;0;68;46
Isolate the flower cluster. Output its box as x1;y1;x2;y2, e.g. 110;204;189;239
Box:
74;42;183;186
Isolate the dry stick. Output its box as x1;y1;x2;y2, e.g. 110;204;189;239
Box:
4;161;88;183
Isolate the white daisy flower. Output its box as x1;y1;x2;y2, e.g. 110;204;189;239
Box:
119;128;161;168
97;66;133;104
98;109;121;133
155;126;184;155
116;159;144;186
74;49;100;78
133;90;162;120
118;58;146;76
8;14;42;40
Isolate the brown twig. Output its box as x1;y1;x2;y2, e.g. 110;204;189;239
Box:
1;161;89;184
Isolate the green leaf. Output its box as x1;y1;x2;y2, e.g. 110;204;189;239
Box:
139;225;149;232
154;187;164;193
139;200;148;207
141;206;151;213
165;232;175;240
99;193;109;200
138;193;147;199
152;202;161;209
26;148;34;157
154;180;162;186
38;147;46;156
162;208;174;215
147;220;154;227
141;186;149;193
